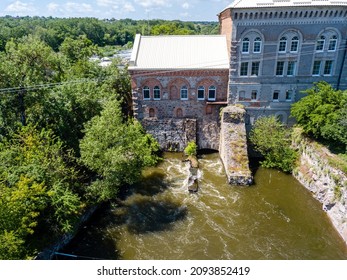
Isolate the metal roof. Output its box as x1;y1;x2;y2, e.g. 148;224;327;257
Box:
223;0;347;9
129;34;229;70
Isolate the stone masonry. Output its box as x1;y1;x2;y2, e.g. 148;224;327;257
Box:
219;106;253;185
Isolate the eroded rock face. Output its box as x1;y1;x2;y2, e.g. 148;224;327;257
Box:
219;106;253;186
293;131;347;246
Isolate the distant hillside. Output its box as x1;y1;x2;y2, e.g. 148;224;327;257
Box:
0;16;219;51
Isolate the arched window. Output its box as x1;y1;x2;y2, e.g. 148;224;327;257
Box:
328;35;338;51
316;36;325;51
208;86;216;101
279;37;287;52
176;108;183;118
149;108;155;118
180;86;188;100
253;37;262;53
290;36;299;52
153;86;161;100
197;86;205;100
143;86;150;100
242;38;250;53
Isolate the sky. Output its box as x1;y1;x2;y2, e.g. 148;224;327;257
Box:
0;0;232;21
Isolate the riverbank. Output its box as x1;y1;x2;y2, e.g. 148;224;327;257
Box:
292;128;347;246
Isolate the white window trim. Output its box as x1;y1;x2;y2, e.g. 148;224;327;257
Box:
143;87;151;100
180;86;189;101
197;86;205;101
287;61;297;77
275;61;285;76
153;86;161;100
208;86;216;101
328;39;337;52
323;61;334;76
242;39;250;54
240;62;249;77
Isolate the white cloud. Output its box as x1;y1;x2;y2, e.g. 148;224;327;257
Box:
64;2;93;13
124;2;135;12
182;2;190;10
135;0;170;8
47;2;59;13
97;0;118;7
5;1;37;14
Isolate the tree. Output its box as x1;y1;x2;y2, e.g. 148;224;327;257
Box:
291;82;347;152
0;125;84;259
80;99;160;202
250;116;297;173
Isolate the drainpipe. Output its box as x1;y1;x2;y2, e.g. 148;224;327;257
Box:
337;39;347;90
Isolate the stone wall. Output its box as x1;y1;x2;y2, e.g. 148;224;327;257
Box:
292;129;347;245
141;118;196;152
219;106;253;185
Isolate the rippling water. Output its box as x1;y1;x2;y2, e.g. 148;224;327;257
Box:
60;153;347;260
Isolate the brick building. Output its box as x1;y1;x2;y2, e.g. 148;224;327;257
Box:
129;35;230;150
129;0;347;150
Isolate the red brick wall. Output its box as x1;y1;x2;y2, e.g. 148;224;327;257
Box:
219;9;233;56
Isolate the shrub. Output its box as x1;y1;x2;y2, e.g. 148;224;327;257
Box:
184;141;197;157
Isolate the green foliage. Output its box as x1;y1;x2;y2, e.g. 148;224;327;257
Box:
0;125;84;259
250;116;297;173
0;231;26;260
0;16;218;51
80;99;160;202
184;141;198;156
291;82;347;152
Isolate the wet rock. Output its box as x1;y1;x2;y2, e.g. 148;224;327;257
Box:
188;178;199;193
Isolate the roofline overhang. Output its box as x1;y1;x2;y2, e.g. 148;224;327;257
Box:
128;68;230;72
218;3;347;16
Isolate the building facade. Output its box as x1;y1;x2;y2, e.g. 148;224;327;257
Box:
219;0;347;128
129;1;347;151
129;35;230;150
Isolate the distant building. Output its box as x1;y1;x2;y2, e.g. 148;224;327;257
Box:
219;0;347;126
129;0;347;150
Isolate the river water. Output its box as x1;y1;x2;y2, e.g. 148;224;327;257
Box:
60;152;347;260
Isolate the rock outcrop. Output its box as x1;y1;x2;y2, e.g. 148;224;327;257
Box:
293;128;347;246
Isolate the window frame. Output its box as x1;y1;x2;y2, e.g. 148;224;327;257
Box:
253;37;262;53
290;36;299;53
143;86;150;100
316;36;325;52
197;86;205;101
287;61;296;76
273;91;280;102
312;60;321;76
242;38;250;54
153;86;161;100
279;37;287;53
276;61;285;76
180;86;188;100
208;86;216;101
240;62;249;76
328;35;338;52
323;60;333;76
285;89;293;102
251;61;260;76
